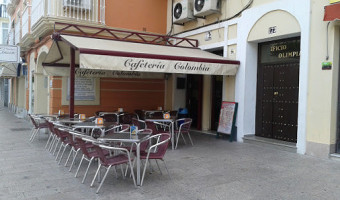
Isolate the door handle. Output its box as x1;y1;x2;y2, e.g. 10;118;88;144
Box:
274;91;279;96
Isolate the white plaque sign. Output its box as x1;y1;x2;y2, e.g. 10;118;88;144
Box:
0;45;20;63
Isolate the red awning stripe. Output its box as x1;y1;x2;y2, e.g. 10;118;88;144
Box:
324;3;340;21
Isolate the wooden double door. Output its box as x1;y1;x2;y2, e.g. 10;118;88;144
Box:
256;38;300;143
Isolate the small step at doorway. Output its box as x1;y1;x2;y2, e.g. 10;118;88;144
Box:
243;135;297;153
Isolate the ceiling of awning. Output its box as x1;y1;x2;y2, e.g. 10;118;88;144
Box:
324;3;340;21
43;35;240;76
0;63;18;78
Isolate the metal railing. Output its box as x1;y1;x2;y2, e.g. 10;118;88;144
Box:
31;0;105;29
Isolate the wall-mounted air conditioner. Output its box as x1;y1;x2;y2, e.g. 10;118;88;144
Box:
173;0;195;25
194;0;220;17
63;0;92;10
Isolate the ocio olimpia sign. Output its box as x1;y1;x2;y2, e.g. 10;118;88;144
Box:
330;0;340;3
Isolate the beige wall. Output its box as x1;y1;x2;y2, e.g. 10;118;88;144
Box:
168;0;282;35
306;0;340;153
17;77;25;108
248;10;300;42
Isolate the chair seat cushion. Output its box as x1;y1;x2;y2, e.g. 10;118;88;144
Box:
102;154;130;166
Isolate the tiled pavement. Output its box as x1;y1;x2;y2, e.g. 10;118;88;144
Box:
1;107;340;200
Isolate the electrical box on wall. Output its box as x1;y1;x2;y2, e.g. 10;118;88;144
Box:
194;0;220;17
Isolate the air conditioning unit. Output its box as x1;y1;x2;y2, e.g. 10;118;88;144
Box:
63;0;92;10
173;0;195;24
194;0;220;17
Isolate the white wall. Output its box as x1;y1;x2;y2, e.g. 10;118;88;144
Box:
236;0;311;154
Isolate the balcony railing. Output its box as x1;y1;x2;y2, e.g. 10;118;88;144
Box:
0;4;7;18
22;6;30;37
31;0;105;29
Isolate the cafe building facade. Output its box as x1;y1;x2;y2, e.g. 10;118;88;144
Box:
6;0;340;158
166;0;340;158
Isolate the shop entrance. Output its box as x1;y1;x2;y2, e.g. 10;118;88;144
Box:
256;37;300;142
209;49;224;131
186;74;203;130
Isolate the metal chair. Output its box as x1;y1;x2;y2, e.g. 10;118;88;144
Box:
139;133;171;186
88;141;136;193
175;118;193;149
65;130;94;172
28;114;49;142
75;137;109;184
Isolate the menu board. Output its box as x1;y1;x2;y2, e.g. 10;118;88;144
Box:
67;77;95;101
217;102;238;135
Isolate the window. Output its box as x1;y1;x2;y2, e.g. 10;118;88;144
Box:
2;22;8;45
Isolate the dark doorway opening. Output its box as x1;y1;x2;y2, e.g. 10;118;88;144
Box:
186;74;203;130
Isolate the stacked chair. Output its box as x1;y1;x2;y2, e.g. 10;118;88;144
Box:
28;113;174;194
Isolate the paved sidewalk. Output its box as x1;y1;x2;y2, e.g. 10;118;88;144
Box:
1;108;340;200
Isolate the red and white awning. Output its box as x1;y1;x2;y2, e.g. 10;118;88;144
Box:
324;3;340;21
43;35;240;76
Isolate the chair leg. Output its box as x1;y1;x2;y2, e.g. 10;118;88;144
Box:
155;160;162;175
69;149;80;172
29;128;36;141
55;143;64;161
82;157;94;183
96;166;112;194
53;138;60;155
75;155;85;178
65;147;74;167
128;159;136;187
180;133;187;144
141;158;149;186
58;144;69;165
48;135;56;152
187;133;194;146
162;159;171;179
120;165;125;179
30;128;39;142
90;163;102;187
45;132;53;149
175;132;180;149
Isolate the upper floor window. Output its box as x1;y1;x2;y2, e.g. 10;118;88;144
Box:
2;22;9;44
0;4;7;18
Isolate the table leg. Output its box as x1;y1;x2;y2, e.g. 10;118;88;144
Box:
136;143;141;186
171;121;174;150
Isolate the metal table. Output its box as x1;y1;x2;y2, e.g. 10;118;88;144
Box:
99;132;151;186
72;122;118;137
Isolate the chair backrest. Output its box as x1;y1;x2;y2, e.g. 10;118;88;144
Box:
169;110;178;119
58;128;75;145
132;118;146;129
149;133;171;158
134;109;145;120
145;121;159;135
139;129;152;151
178;118;192;133
100;114;118;122
80;137;100;158
95;111;104;116
28;114;39;128
120;113;137;124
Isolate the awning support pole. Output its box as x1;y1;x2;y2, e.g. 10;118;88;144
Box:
69;47;75;118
